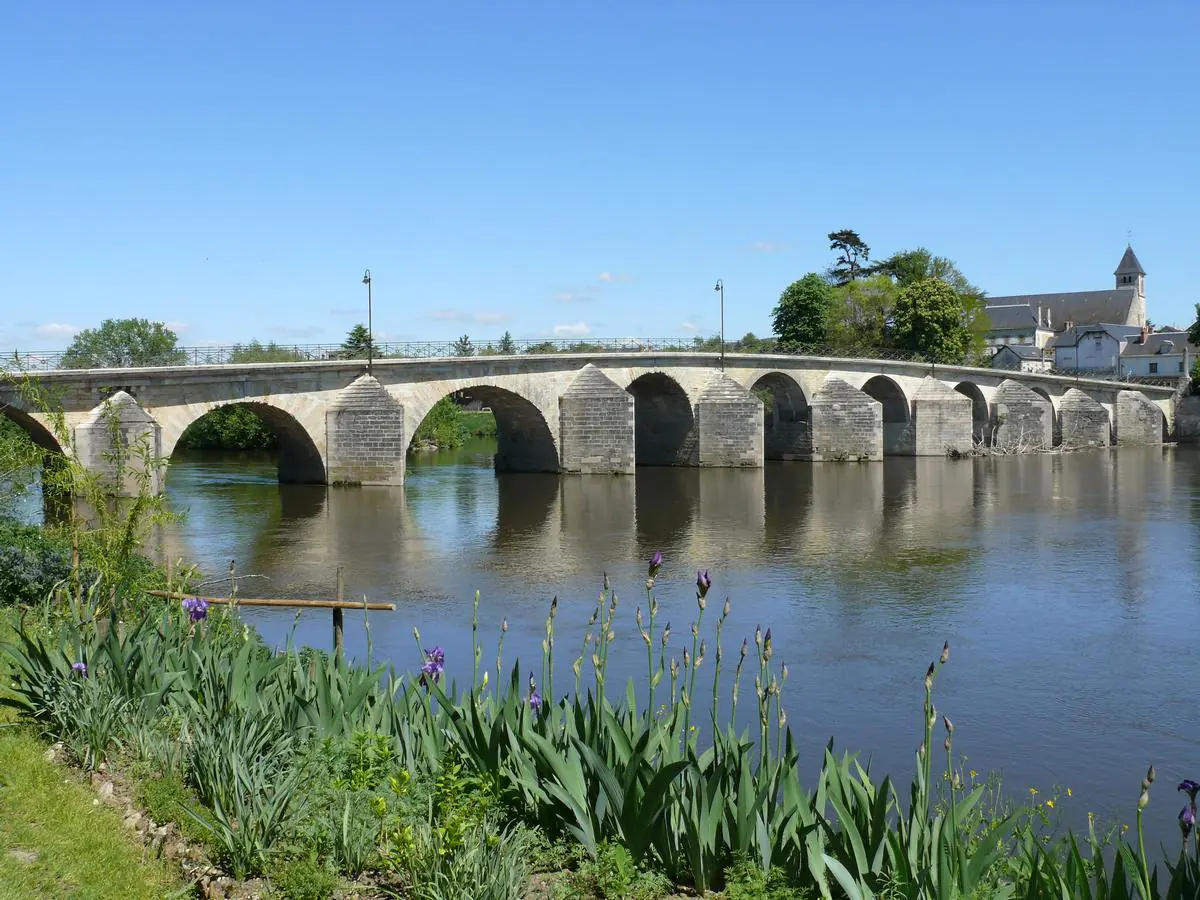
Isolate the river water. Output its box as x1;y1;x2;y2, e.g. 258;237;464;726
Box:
159;441;1199;846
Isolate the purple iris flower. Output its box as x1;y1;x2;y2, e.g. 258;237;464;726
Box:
1181;805;1195;840
648;551;663;577
71;661;88;677
1179;780;1200;801
182;597;209;622
419;646;445;686
527;674;542;712
696;569;712;599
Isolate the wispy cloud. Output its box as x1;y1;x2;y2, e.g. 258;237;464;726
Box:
553;321;591;338
431;309;468;322
596;272;635;284
33;323;80;340
165;321;190;335
750;241;789;253
555;291;589;303
474;312;512;325
679;321;700;333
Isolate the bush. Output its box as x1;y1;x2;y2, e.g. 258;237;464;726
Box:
269;851;339;900
570;841;672;900
0;519;74;606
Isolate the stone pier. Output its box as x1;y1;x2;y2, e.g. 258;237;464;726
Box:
809;378;882;461
695;373;764;467
326;375;405;485
992;380;1053;451
911;377;972;456
74;391;163;496
1115;390;1163;445
1058;388;1110;449
559;365;635;474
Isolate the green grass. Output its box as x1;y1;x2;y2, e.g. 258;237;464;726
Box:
0;611;183;899
0;724;183;899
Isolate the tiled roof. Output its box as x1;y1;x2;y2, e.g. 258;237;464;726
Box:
1121;331;1196;358
986;289;1137;329
993;343;1047;360
1050;323;1142;349
983;304;1038;330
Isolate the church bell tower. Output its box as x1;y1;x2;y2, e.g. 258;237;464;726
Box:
1114;245;1146;326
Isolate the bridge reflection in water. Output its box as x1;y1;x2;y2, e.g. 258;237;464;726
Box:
157;444;1200;852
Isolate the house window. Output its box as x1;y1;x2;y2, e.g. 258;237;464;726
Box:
1094;338;1103;349
1149;362;1158;374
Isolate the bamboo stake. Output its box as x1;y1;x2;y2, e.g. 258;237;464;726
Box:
147;590;394;612
334;567;345;662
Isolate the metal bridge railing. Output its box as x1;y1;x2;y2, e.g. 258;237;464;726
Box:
0;339;1187;390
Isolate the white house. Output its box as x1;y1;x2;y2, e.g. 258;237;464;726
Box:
1052;323;1143;373
1120;330;1196;378
990;343;1053;373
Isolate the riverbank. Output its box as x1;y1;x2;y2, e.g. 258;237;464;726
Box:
2;573;1197;899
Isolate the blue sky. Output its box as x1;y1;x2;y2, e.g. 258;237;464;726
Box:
2;1;1197;349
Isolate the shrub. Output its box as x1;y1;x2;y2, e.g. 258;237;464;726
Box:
0;520;74;606
569;841;672;900
269;851;339;900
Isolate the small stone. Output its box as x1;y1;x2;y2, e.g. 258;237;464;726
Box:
7;848;38;865
122;811;142;830
97;781;115;803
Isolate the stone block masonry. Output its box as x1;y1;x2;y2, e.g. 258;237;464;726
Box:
559;365;635;474
911;377;972;456
325;375;405;485
991;380;1052;450
809;378;882;461
1114;390;1163;445
74;391;163;497
1058;388;1110;449
695;373;764;467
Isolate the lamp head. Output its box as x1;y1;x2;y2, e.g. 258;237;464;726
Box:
362;269;371;285
714;279;722;292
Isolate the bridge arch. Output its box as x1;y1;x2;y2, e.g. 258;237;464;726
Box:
408;385;559;473
953;382;989;445
750;372;810;460
0;403;69;521
168;402;327;484
860;375;911;455
626;372;696;466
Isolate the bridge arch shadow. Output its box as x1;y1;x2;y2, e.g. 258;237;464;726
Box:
172;402;326;484
626;373;696;466
0;404;69;521
860;375;910;455
751;372;810;460
1029;386;1061;446
412;386;559;473
954;382;989;445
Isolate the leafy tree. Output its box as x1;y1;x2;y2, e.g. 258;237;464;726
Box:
0;417;42;516
228;341;309;363
1187;304;1200;348
176;405;276;452
826;229;871;285
497;331;517;355
826;275;899;352
890;277;974;363
772;273;833;348
872;247;984;300
734;332;777;353
452;334;475;357
61;318;187;369
523;341;559;355
340;324;374;360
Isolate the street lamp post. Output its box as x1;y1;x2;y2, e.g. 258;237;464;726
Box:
713;279;725;371
362;269;373;374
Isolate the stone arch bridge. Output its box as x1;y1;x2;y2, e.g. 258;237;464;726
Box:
0;352;1176;494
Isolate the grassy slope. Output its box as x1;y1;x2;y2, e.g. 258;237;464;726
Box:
0;613;182;900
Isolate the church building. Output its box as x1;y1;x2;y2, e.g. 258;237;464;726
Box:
983;246;1147;350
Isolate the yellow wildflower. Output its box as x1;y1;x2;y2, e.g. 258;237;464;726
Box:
1066;787;1072;797
1029;787;1039;797
969;769;978;779
1046;800;1055;809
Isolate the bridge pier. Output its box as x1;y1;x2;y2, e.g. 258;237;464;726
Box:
559;365;635;474
991;380;1053;451
808;378;882;461
1115;390;1162;445
75;391;164;497
326;375;406;485
696;374;764;467
1059;388;1111;449
911;377;972;456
